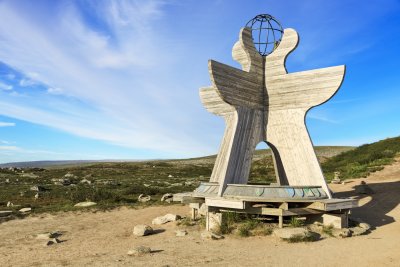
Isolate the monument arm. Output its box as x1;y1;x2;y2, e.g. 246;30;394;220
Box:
267;65;345;110
208;60;263;109
199;86;235;116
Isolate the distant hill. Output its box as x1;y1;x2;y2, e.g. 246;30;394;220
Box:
322;136;400;180
0;159;144;168
0;146;353;168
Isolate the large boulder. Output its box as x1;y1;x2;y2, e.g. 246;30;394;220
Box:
332;228;352;238
161;193;173;202
152;214;181;225
19;207;32;213
133;225;153;236
350;226;369;236
138;194;151;203
0;211;12;217
74;201;97;207
273;228;309;239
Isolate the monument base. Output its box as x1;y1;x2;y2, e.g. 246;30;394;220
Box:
173;186;358;229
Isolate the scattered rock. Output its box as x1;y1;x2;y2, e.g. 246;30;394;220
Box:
7;201;13;207
5;178;10;183
64;172;76;178
74;201;97;207
133;225;153;236
175;230;188;237
19;191;25;197
273;228;309;239
168;174;174;178
36;231;62;240
138;194;151;203
201;231;224;240
350;226;369;236
79;178;92;185
332;228;351;238
152;214;181;225
19;207;32;213
0;211;12;217
355;181;374;194
161;193;173;202
34;193;40;200
30;185;45;192
359;222;371;230
44;238;60;246
127;246;152;256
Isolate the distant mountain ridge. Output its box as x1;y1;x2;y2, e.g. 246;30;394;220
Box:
0;146;354;168
0;159;143;168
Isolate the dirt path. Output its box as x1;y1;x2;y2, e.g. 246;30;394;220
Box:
1;161;399;267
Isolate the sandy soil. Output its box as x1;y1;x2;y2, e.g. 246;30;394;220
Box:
1;161;399;267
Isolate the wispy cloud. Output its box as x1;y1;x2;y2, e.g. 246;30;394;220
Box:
0;145;18;150
19;78;37;87
0;0;210;158
0;121;15;127
0;81;12;90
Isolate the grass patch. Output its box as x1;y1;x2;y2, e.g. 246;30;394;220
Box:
322;225;334;236
322;136;400;180
289;216;305;228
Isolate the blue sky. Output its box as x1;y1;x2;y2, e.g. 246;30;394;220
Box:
0;0;399;163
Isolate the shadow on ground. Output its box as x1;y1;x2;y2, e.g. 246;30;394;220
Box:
333;181;400;228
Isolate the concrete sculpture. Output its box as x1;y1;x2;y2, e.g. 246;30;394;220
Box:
200;26;345;198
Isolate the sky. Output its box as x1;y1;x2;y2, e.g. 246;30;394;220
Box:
0;0;399;163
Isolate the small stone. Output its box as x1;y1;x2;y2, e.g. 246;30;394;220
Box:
44;238;60;246
133;225;153;236
127;246;152;256
332;228;351;238
19;207;32;213
350;226;368;236
152;214;181;225
30;185;45;192
36;231;62;240
7;201;13;207
74;201;97;207
201;231;224;240
168;174;173;178
138;194;151;203
79;178;92;185
161;193;173;202
34;193;39;199
175;230;188;237
273;228;309;239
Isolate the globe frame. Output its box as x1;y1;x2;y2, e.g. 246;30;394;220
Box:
246;14;283;56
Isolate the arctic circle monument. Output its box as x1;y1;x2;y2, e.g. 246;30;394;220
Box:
175;14;358;230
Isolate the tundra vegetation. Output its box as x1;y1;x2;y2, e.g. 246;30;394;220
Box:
0;137;399;214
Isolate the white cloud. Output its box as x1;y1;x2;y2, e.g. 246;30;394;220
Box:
19;78;37;87
0;81;13;90
0;1;216;158
0;145;19;151
47;87;63;95
0;122;15;127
